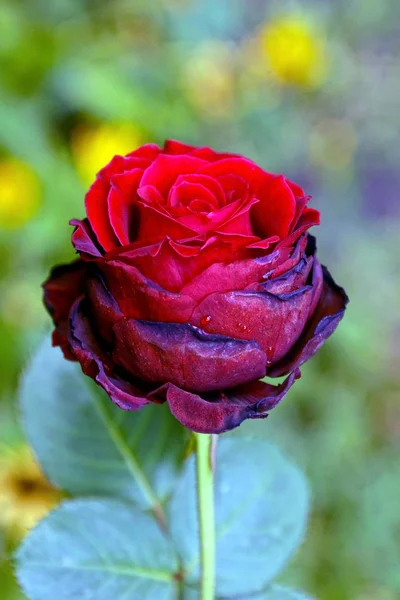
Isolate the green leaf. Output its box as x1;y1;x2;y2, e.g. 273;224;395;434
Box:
182;585;314;599
16;499;179;600
19;338;186;512
169;436;309;598
250;586;315;599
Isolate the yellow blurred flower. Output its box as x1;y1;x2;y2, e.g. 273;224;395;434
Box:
0;159;41;230
182;41;236;119
261;16;328;88
0;445;61;539
72;123;143;187
309;119;357;170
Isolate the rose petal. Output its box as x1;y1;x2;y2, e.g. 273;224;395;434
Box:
251;175;296;240
168;173;226;207
180;247;292;302
68;298;150;411
97;154;154;181
163;140;236;161
112;320;267;393
70;218;103;258
140;154;207;198
99;259;194;322
126;143;161;160
268;233;308;278
108;170;143;245
162;369;299;434
269;266;349;377
42;260;88;359
191;285;315;363
85;178;119;251
85;273;123;343
199;157;273;189
168;181;219;210
136;201;196;243
111;236;253;291
252;256;314;295
43;260;87;324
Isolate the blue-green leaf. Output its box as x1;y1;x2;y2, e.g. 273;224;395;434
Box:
182;584;314;599
19;338;186;511
16;499;179;600
250;586;315;599
169;436;309;597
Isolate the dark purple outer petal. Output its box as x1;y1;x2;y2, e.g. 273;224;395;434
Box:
269;266;349;377
159;369;300;434
68;297;151;411
66;293;301;433
112;319;267;393
42;260;88;360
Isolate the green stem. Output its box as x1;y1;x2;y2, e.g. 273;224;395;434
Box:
195;433;216;600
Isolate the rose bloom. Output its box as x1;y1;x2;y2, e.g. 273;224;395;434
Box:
43;140;348;433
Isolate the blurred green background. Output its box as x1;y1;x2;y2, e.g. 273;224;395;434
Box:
0;0;399;599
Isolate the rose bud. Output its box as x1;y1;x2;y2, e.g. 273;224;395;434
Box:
43;140;348;434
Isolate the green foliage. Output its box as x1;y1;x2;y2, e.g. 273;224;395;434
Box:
16;499;179;600
182;585;314;599
19;337;187;510
15;338;313;600
169;437;308;597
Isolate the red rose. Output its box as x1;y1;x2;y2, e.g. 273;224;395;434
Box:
43;140;348;433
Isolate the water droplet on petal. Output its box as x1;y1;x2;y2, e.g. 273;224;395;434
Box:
266;346;274;366
237;322;248;332
200;315;212;328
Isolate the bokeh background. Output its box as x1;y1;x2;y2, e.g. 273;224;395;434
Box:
0;1;399;599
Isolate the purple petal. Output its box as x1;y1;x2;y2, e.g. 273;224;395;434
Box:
85;273;123;343
112;319;267;393
161;369;300;434
269;266;349;377
68;298;150;411
70;218;103;258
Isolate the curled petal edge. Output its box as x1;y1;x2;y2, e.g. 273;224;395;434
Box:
158;369;300;434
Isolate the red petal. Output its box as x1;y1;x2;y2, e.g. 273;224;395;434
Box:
168;181;219;209
191;285;315;363
140;154;207;198
163;140;237;161
251;175;296;240
199;157;273;188
126;143;161;160
98;154;154;181
163;140;197;154
85;178;119;251
136;201;196;243
169;174;226;206
108;169;143;245
112;320;267;393
99;259;194;322
180;247;292;302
